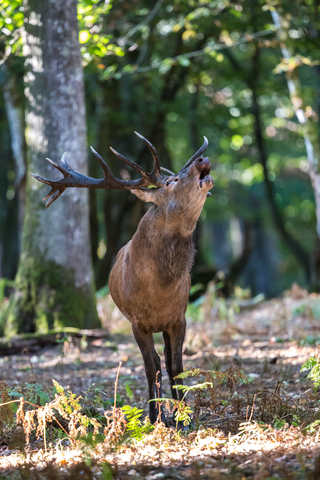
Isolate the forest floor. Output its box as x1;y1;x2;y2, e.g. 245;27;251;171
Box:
0;283;320;479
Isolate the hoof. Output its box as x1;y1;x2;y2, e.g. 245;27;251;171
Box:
177;420;193;431
150;412;167;426
160;412;167;426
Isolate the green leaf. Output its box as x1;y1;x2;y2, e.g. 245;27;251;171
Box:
301;357;317;372
173;381;214;393
125;384;134;400
52;379;65;394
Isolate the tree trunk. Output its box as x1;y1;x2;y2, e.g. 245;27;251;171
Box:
250;83;310;280
0;62;26;248
224;47;310;281
272;10;319;283
5;0;99;334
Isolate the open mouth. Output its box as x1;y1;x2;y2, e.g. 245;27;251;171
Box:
198;164;212;184
195;157;214;194
199;169;210;180
198;167;214;197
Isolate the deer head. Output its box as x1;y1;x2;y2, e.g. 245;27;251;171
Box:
132;148;213;236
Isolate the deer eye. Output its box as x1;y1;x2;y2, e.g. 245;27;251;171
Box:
174;178;178;182
166;180;171;186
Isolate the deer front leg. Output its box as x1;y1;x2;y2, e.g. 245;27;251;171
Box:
132;325;166;425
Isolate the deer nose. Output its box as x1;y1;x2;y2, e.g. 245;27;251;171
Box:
196;156;211;170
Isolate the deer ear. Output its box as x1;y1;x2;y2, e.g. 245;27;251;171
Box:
130;188;161;204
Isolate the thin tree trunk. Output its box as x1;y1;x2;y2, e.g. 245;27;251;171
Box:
272;10;320;282
251;85;310;279
6;0;99;334
225;47;310;280
0;63;26;247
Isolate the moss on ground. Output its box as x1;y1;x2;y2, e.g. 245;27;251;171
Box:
2;254;100;336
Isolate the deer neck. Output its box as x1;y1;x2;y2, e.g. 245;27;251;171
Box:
141;204;198;239
132;206;196;285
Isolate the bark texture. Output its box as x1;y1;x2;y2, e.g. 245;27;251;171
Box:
5;0;99;334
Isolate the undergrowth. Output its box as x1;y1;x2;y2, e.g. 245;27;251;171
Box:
1;361;319;453
301;344;320;392
0;363;154;455
0;352;319;480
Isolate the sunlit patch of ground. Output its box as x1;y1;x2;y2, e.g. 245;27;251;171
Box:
0;284;320;478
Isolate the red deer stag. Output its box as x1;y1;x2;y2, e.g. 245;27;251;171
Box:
32;132;214;424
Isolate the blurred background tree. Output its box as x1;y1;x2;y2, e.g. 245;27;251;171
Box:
0;0;319;333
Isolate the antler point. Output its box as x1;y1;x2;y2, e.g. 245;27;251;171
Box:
31;173;43;182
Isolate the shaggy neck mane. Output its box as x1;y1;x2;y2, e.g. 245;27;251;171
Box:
154;233;195;285
136;206;196;285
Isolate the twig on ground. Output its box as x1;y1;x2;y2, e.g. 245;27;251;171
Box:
114;361;122;410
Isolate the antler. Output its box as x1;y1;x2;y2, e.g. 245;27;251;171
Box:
178;136;209;172
31;132;165;207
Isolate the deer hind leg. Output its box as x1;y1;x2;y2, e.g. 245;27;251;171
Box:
165;320;192;429
152;345;167;424
163;331;178;400
164;319;186;402
132;325;166;425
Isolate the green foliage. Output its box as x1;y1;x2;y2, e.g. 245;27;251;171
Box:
174;403;193;427
0;0;116;64
0;278;12;303
175;366;247;386
0;0;24;59
152;365;247;427
150;397;193;427
186;297;205;322
292;414;301;427
122;405;153;440
124;383;134;400
9;383;51;407
174;381;214;395
0;381;14;431
101;462;114;480
77;0;117;64
82;384;124;411
301;348;320;392
305;419;320;434
273;418;286;429
52;379;82;415
0;279;12;336
176;368;202;379
301;357;318;371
